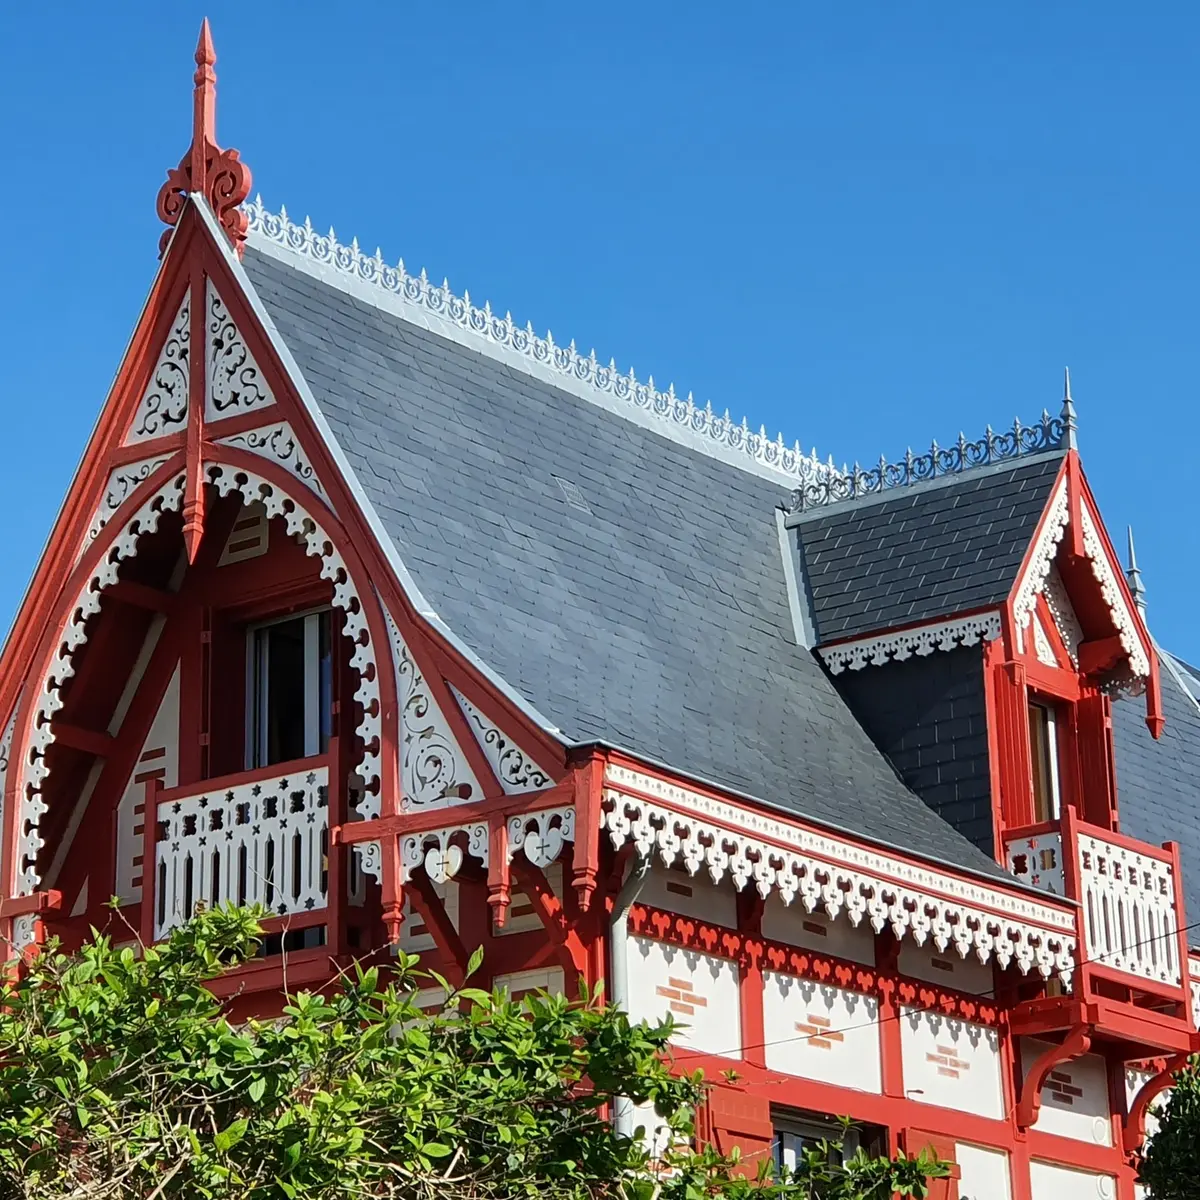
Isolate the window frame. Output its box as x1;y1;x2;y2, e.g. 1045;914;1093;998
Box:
1027;697;1062;823
244;606;333;770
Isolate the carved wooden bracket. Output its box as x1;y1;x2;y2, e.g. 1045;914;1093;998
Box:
1123;1054;1187;1157
1015;1024;1091;1130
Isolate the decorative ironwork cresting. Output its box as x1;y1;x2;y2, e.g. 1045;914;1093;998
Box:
157;21;252;255
789;402;1071;512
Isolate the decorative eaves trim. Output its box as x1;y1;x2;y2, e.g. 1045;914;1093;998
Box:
1079;505;1151;679
602;763;1078;984
818;612;1002;674
243;198;838;490
450;686;553;795
214;420;329;507
84;455;173;555
1013;476;1069;652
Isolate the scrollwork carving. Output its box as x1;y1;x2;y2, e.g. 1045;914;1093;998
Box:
450;686;552;794
126;296;190;444
508;807;575;869
216;421;328;505
205;282;276;420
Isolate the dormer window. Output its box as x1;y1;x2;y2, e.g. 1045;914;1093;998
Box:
1028;699;1061;822
247;609;332;768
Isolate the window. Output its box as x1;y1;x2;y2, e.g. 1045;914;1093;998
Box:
774;1114;868;1175
247;609;332;769
1028;700;1061;822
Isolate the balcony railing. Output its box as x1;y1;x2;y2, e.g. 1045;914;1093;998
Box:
152;757;330;940
1005;810;1184;994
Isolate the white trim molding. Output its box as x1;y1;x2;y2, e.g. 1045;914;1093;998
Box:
401;822;489;884
244;198;841;491
1079;505;1151;679
508;806;576;869
819;612;1002;674
602;763;1078;985
1013;477;1069;651
215;420;330;507
450;686;553;795
84;455;173;555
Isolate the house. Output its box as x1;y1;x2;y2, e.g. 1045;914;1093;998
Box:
2;23;1197;1200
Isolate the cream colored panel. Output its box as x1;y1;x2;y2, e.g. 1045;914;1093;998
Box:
762;894;875;964
1029;1160;1115;1200
956;1144;1011;1200
899;940;994;995
899;1008;1004;1119
493;966;565;999
639;864;737;927
626;936;742;1058
763;971;881;1093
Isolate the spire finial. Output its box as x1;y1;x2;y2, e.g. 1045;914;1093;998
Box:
1126;526;1147;616
1060;367;1078;449
156;20;252;257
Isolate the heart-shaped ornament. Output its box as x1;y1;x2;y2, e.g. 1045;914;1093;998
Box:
424;842;463;884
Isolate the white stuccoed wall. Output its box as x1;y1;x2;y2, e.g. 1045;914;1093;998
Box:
899;1008;1004;1118
955;1143;1012;1200
638;864;737;927
899;939;995;995
625;935;742;1058
762;971;881;1092
761;894;876;964
1020;1037;1113;1146
1029;1159;1116;1200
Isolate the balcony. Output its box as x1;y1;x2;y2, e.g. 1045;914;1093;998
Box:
151;757;329;941
1004;807;1195;1053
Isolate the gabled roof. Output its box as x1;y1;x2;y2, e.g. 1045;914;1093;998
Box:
1113;649;1200;927
239;231;1004;876
790;454;1064;644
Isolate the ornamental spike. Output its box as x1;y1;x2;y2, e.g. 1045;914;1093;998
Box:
1061;366;1078;449
1126;526;1147;616
350;236;360;253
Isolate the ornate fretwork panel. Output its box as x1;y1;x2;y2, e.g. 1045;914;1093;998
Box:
602;763;1078;985
84;455;173;555
215;421;329;506
1044;565;1083;665
0;705;16;886
16;471;188;900
154;766;328;939
1080;506;1150;679
125;295;190;444
1032;614;1058;667
508;806;575;868
450;686;552;795
400;822;489;884
385;613;482;813
205;281;277;421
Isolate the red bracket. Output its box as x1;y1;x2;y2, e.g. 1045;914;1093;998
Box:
1015;1024;1091;1130
1123;1054;1186;1157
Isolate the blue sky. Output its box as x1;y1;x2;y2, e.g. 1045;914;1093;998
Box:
1;4;1197;654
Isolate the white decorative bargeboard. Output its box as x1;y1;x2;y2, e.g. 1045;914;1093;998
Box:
216;420;329;506
154;765;329;939
205;281;277;421
451;686;552;794
603;763;1078;984
508;806;575;868
400;823;488;884
819;612;1002;674
125;295;190;444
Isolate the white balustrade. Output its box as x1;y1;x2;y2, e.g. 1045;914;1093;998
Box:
154;764;329;939
1076;830;1180;989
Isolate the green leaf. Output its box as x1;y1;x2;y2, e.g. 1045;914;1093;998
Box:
214;1117;249;1153
248;1077;267;1103
467;944;485;978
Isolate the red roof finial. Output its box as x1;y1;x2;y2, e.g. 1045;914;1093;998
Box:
157;19;252;257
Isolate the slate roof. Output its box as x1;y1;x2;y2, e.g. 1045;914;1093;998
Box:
241;244;1005;878
1113;651;1200;931
792;455;1064;643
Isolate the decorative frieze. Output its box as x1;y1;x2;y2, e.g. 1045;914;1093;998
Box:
154;765;329;939
125;295;190;444
507;806;575;869
819;612;1002;674
16;470;188;898
1044;565;1083;665
244;197;834;489
215;421;328;506
386;613;482;812
603;763;1078;984
451;686;552;794
84;455;173;553
205;281;277;421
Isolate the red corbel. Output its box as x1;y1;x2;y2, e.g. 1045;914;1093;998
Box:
571;750;605;911
1015;1024;1091;1129
1123;1055;1187;1157
486;816;511;928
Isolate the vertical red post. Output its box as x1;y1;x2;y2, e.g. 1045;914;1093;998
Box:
140;776;163;949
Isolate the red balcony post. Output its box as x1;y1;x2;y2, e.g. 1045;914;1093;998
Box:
141;776;162;949
1166;839;1193;1028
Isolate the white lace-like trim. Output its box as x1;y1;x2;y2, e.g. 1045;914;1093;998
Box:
1079;506;1151;679
244;198;842;490
1013;477;1069;652
819;612;1002;674
215;420;329;507
602;763;1077;985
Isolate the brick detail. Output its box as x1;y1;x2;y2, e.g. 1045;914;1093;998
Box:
794;1013;846;1052
925;1044;972;1079
657;975;709;1017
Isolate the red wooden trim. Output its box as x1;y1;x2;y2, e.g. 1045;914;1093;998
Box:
334;780;574;845
509;857;588;977
107;433;186;469
1066;451;1086;561
0;890;61;918
1123;1054;1185;1154
52;723;115;759
140;777;162;949
1032;593;1076;673
570;751;605;912
875;934;905;1099
156;752;329;805
736;890;766;1071
983;638;1009;862
407;871;469;984
628;903;1003;1026
107;580;179;614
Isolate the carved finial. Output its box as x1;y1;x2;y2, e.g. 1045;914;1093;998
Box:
157;20;252;257
1061;367;1078;449
1127;526;1147;616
